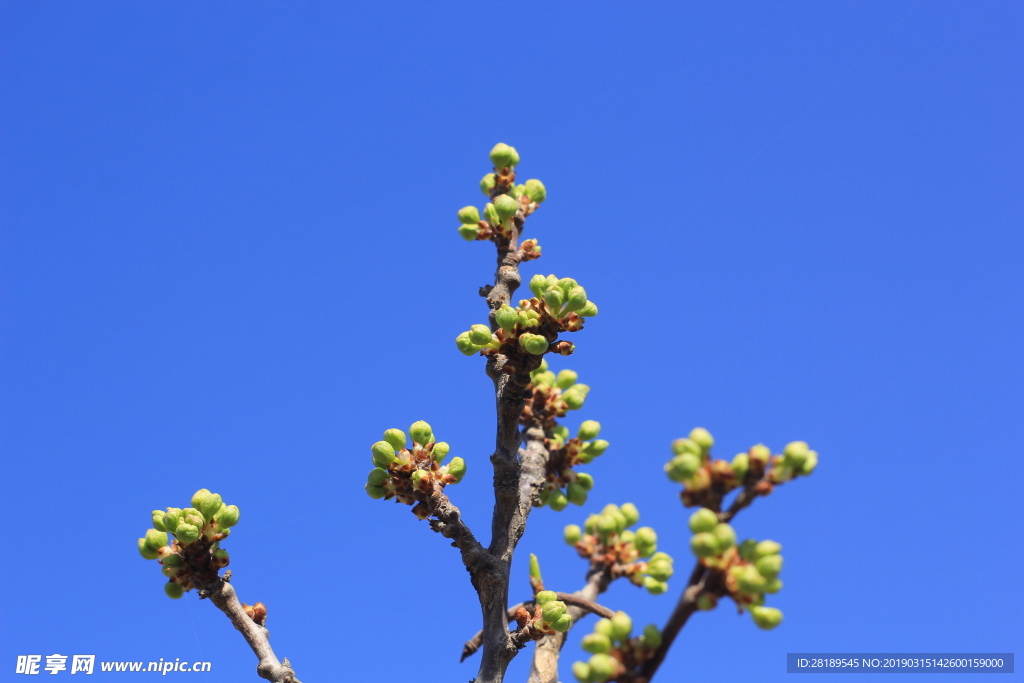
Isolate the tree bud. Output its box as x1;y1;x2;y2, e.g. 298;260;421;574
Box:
594;618;614;638
763;577;783;594
577;420;601;440
175;523;200;545
731;453;750;480
755;540;782;558
634;526;657;551
643;624;662;648
564;286;588;312
409;420;433;446
583;439;607;456
364;483;386;499
572;662;591;683
431;441;450;462
493;194;519;222
588;653;615;682
738;539;758;560
563;388;586;410
564;524;582;545
484;202;500;226
456;331;481;355
665;453;701;482
646;559;674;582
643;576;668;594
619;529;635;544
458;206;480;224
197;492;223;520
383;429;406;452
548;488;568;511
784;440;808;459
550;614;572;632
689;427;714;452
555;369;578;388
510;183;526;199
495;304;519;331
610;611;632;642
525;178;546;203
712;523;736;551
690;532;718;558
138;538;160;560
489;143;519;169
164;582;184;599
749;444;771;465
529;273;548;298
756;554;783;578
543;286;565;312
575;472;594;491
480;173;496;196
161;508;182;532
577;301;598;317
151;510;168;532
750;606;783;630
737;565;767;593
469;324;493;345
567;482;588;506
696;594;718;611
410;470;427;488
446;456;466;482
458;224;480;241
371;440;397;467
584;514;599;535
535;590;557;605
619;502;640;527
582;633;612;654
672;438;699;455
214;504;240;529
541;600;567;623
144;528;168;550
798;450;818;475
688;508;718;533
519;333;550;355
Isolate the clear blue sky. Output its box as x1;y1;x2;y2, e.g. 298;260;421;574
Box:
1;2;1021;682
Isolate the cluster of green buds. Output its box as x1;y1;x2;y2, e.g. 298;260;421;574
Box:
511;589;573;639
564;504;675;595
364;421;466;520
137;489;240;599
526;273;598;331
460;143;547;242
572;612;662;683
686;507;785;629
665;428;817;508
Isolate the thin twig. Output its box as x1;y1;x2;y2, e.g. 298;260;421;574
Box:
636;562;706;682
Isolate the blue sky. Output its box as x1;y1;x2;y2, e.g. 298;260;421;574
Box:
1;2;1021;682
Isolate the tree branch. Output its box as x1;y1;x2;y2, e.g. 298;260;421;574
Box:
528;568;612;683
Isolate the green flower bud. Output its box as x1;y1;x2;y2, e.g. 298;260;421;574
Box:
750;605;783;630
594;618;614;638
566;482;588;506
588;653;615;682
690;532;718;558
550;613;572;632
555;369;578;388
646;559;674;582
619;529;635;544
798;450;818;475
689;427;714;452
755;540;782;558
484;202;500;226
582;632;612;654
480;173;496;196
524;178;546;203
191;488;212;509
371;440;397;467
510;183;526;199
446;456;466;482
382;429;406;452
529;273;549;298
162;553;183;567
784;441;809;459
610;611;632;642
712;523;736;551
410;470;428;488
563;389;586;410
737;539;758;560
535;590;557;605
731;453;750;480
161;508;182;532
519;333;550;355
584;514;599;535
688;508;718;533
144;528;168;550
737;565;767;593
672;438;700;455
197;492;223;520
577;420;601;440
619;502;639;527
564;524;582;545
431;441;450;462
755;554;783;579
541;600;567;623
572;662;591;683
213;504;240;529
583;439;607;456
489;143;519;169
552;425;570;441
469;324;493;345
458;206;480;224
577;301;598;317
749;443;772;465
548;488;568;511
409;421;433;446
458;224;480;241
164;582;184;599
564;286;588;312
151;511;168;532
174;523;200;545
543;286;565;312
495;304;519;332
643;577;669;594
666;453;701;482
643;624;662;648
575;472;594;491
762;577;783;594
493;194;518;222
634;526;657;551
364;483;386;499
138;538;160;560
696;594;718;611
182;510;204;528
596;513;617;536
456;331;482;355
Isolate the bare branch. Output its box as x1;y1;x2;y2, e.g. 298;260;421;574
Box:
636;561;706;682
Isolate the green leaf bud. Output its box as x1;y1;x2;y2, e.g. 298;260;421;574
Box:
164;582;184;599
489;143;519;169
458;224;480;241
566;482;588;506
144;528;168;550
755;540;782;558
583;439;608;456
643;576;669;594
712;523;736;551
582;632;612;654
456;331;482;355
690;532;718;558
555;369;578;388
643;624;663;649
138;538;160;560
371;440;397;467
519;333;550;355
446;456;466;482
731;453;750;479
493;194;519;222
689;427;714;452
588;653;615;683
548;488;568;511
480;173;496;196
755;554;783;579
688;508;718;533
750;606;783;630
646;559;674;582
575;472;594;491
610;611;632;642
469;324;493;345
619;502;640;527
529;552;543;581
383;429;406;452
174;523;200;545
577;420;601;440
572;662;591;683
529;273;549;298
577;301;598;317
541;600;567;623
634;526;657;551
525;178;546;203
213;504;240;529
564;524;582;545
409;421;433;446
364;483;386;499
665;453;701;481
543;286;565;312
495;304;519;331
484;202;500;226
431;441;450;462
535;590;557;605
457;206;480;224
550;613;572;632
594;618;614;638
564;286;588;312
